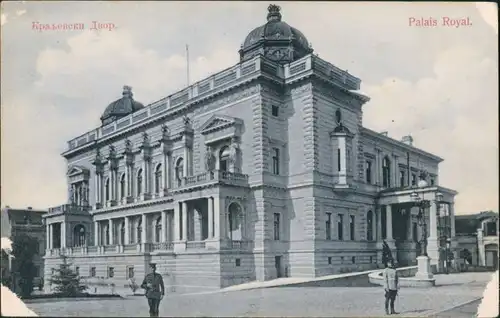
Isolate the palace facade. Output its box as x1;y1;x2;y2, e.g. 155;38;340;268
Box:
43;5;458;292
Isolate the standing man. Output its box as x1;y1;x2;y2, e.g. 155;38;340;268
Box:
141;263;165;317
383;261;399;315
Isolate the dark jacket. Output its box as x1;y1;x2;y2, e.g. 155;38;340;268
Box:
141;273;165;299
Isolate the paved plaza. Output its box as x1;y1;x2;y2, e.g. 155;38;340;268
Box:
27;272;493;317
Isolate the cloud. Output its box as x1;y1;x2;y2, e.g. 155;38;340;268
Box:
2;28;237;209
1;2;497;214
364;45;498;213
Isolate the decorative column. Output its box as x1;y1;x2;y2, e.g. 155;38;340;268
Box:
122;165;128;204
183;146;189;177
61;222;66;248
386;205;393;241
427;199;439;265
94;222;99;246
174;202;181;241
392;154;399;188
208;197;214;239
46;223;51;250
375;148;382;186
124;217;130;245
182;202;188;240
449;202;456;238
108;219;114;245
376;207;382;241
94;172;101;208
215;196;223;239
141;214;147;244
161;211;168;242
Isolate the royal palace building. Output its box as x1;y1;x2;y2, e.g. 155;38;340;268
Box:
43;5;458;292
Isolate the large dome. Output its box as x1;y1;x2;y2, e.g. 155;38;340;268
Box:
100;86;144;126
239;4;313;64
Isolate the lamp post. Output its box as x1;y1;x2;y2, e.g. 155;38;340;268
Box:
445;237;451;274
411;173;443;280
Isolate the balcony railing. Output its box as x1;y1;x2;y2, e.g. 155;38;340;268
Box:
186;241;206;250
175;170;249;191
152;242;174;251
47;204;91;215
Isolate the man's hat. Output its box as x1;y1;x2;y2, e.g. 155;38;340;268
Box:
149;263;156;269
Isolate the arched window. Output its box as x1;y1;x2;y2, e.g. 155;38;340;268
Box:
105;178;110;201
228;202;242;240
155;164;162;194
382;156;391;187
137;218;142;244
176;158;184;182
367;210;373;241
155;217;162;243
120;221;125;245
219;146;230;172
120;173;126;199
73;224;86;247
137;169;143;196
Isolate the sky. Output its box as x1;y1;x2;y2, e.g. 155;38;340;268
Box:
1;1;498;215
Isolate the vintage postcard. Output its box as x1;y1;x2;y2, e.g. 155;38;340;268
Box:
1;1;498;317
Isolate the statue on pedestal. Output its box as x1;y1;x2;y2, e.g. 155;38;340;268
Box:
205;146;214;171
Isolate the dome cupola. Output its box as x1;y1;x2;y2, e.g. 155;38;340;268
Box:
100;86;144;126
239;4;313;64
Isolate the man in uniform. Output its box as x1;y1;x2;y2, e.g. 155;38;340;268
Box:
141;263;165;317
383;261;399;315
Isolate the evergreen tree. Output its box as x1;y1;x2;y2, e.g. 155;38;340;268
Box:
11;233;38;298
49;256;87;296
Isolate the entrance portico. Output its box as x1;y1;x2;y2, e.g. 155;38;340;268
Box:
378;186;458;269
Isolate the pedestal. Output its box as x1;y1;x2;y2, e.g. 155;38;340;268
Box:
415;255;434;279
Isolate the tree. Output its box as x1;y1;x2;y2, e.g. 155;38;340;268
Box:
49;255;88;296
11;233;38;298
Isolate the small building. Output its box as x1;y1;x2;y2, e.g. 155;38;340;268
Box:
455;211;498;269
1;206;47;292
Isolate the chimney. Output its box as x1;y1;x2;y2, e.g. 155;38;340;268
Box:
380;131;388;136
123;85;133;98
401;135;414;146
27;207;32;210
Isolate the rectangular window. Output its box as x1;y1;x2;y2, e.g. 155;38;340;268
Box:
272;148;280;175
337;149;341;172
33;266;40;277
350;215;355;240
337;214;344;241
340;256;345;264
127;266;135;279
366;160;372;184
430;178;435;186
400;170;406;187
370;256;373;264
326;213;332;240
271;105;279;117
273;213;280;241
351;256;356;264
328;257;332;265
75;266;80;276
108;267;114;278
235;258;241;267
411;173;417;186
90;267;96;277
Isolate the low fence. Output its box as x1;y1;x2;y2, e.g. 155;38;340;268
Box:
368;265;438;288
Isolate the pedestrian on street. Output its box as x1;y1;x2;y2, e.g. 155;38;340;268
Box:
383;260;399;315
141;263;165;317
